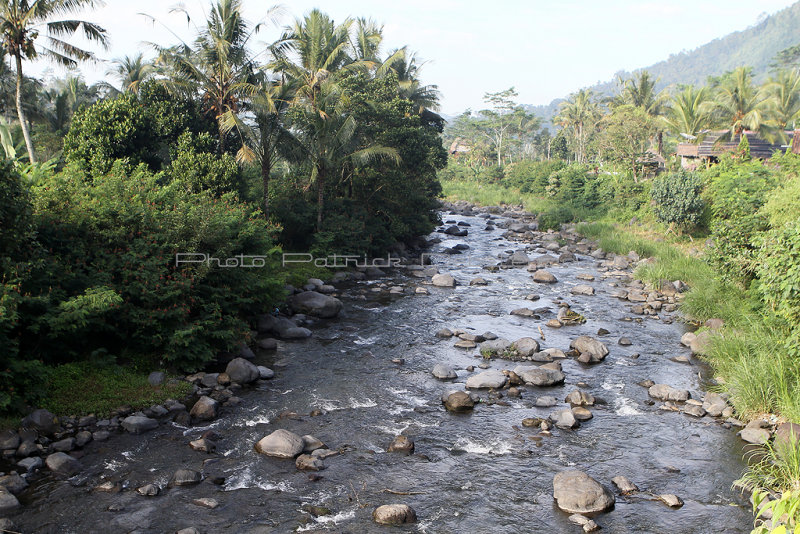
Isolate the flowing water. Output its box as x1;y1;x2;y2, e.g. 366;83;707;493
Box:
12;209;751;533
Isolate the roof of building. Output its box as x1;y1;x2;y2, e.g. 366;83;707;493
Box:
676;130;793;159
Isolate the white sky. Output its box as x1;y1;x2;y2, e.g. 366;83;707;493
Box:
27;0;799;115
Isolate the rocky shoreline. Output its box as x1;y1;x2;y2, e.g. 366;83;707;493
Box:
0;201;776;532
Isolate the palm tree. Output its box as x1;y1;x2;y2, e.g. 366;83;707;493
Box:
615;70;668;154
107;53;155;94
661;85;711;141
0;0;109;163
385;50;441;116
220;78;297;219
556;88;600;164
706;66;774;141
766;69;800;131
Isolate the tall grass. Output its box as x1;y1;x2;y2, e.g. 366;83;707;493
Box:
440;179;556;215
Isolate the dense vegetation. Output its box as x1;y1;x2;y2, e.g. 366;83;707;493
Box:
0;1;445;414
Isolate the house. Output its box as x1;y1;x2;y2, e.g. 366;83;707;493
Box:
448;138;471;157
676;130;798;170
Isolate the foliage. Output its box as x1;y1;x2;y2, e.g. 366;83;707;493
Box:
502;159;565;194
168;131;241;195
757;219;800;345
650;171;705;231
750;489;800;534
592;105;656;179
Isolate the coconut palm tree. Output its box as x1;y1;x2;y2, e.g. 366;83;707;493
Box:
384;50;441;115
0;0;108;163
107;53;155;94
556;88;600;164
661;85;712;141
766;69;800;131
706;66;774;141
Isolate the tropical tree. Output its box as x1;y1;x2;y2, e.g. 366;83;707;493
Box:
766;69;800;131
706;67;774;141
107;53;155;94
0;0;108;163
556;88;600;164
384;49;440;116
614;71;668;155
662;85;712;141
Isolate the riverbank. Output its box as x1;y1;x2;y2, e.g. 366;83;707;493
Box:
1;203;758;532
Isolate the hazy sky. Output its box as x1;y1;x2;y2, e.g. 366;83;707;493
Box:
29;0;798;115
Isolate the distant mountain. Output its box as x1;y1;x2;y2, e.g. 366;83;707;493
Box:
529;1;800;129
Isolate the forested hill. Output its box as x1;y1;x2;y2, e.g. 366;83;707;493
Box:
529;1;800;126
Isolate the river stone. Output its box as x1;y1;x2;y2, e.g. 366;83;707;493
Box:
169;469;202;487
290;291;343;318
480;338;511;357
300;435;325;453
648;384;690;402
435;328;454;338
536;396;558;407
432;274;456;287
740;427;770;445
775;422;800;448
258;338;278;351
255;429;304;458
52;437;75;452
46;452;82;476
570;336;609;361
73;430;92;448
701;392;727;417
515;366;565;386
226;357;260;384
373;504;417;525
690;330;712;355
193;497;219;509
0;474;27;495
565;389;595;406
680;332;696;347
147;371;165;386
121;415;158;434
137;483;160;496
22;408;59;436
176;529;201;534
189;438;216;453
190;396;219;421
658;494;684;508
200;373;219;388
570;285;595;296
551;408;578;429
388;435;415;455
432;364;457;380
512;337;540;358
553;470;615;514
572;407;593;421
443;391;475;412
0;488;19;514
611;476;639;494
510;250;530;265
444;225;467;236
296;454;325;471
0;430;19;451
466;370;507;389
17;456;42;473
532;270;557;283
454;339;477;349
544;348;567;359
683;404;706;417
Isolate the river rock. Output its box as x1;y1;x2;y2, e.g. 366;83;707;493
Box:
258;338;278;350
0;488;20;514
436;328;454;338
46;452;82;476
565;389;595;406
658;494;684;508
515;365;565;386
572;407;593;421
432;274;456;287
511;337;540;358
0;430;19;451
121;415;158;434
683;404;706;417
690;330;712;355
189;438;216;453
0;474;27;495
147;371;165;386
570;336;609;361
509;250;530;265
169;469;202;487
569;514;600;532
740;426;770;445
454;339;477;349
75;430;92;447
258;366;275;380
533;270;557;283
443;391;475;412
551;408;578;429
296;454;325;471
553;470;615;514
22;408;59;436
136;483;160;496
52;437;75;452
373;504;417;525
432;364;457;379
480;339;511;357
290;291;343;318
648;384;690;402
190;396;219;421
17;456;43;473
388;435;415;455
301;435;325;453
466;370;507;389
571;285;595;296
611;476;639;494
255;429;304;458
680;332;696;347
470;277;488;286
536;396;558;407
775;422;800;448
193;497;219;509
701;392;728;417
225;357;260;384
444;225;467;236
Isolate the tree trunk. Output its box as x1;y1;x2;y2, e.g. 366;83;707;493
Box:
657;131;663;157
14;54;35;164
316;168;325;231
261;156;271;220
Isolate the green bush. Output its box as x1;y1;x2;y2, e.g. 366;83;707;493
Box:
168;131;241;195
650;171;705;232
757;219;800;344
538;205;575;231
502;160;564;193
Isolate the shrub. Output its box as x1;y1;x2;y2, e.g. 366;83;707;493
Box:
538;205;575;231
168;131;241;195
757;219;800;345
650;171;705;232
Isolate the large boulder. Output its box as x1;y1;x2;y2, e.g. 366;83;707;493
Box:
442;391;475;412
169;469;202;487
515;365;565;386
0;488;19;514
479;339;511;357
570;336;609;361
532;270;558;283
255;429;304;458
225;357;260;384
189;396;219;421
431;274;456;287
290;291;343;319
0;430;20;451
511;337;540;358
45;452;82;477
509;250;530;265
465;370;507;389
121;416;158;434
373;504;417;525
22;408;59;436
648;384;690;402
432;364;457;380
553;470;615;514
